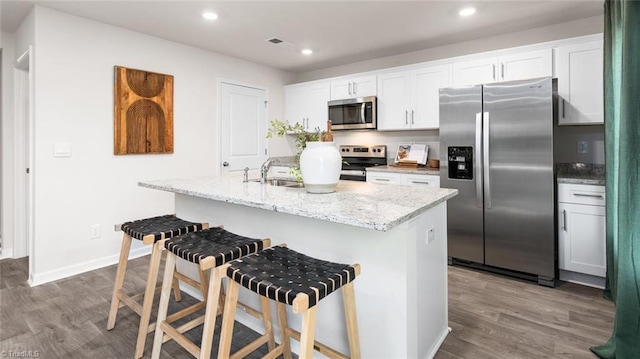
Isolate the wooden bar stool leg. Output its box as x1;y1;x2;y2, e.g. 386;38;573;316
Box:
107;234;133;330
342;282;361;359
276;302;293;359
260;296;276;351
134;240;165;359
171;261;182;302
150;251;177;359
217;280;241;359
298;306;318;359
198;266;225;359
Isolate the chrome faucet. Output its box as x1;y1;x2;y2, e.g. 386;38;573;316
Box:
243;167;249;183
260;158;273;184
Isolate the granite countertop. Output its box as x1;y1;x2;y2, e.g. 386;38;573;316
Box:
139;173;457;232
366;165;440;175
557;163;605;186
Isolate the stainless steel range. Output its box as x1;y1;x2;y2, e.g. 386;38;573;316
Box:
339;145;387;181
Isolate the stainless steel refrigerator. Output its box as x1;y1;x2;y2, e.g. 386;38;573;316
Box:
439;77;556;286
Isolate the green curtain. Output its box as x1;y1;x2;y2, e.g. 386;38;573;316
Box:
591;0;640;358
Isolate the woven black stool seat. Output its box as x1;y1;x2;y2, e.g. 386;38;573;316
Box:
226;246;358;310
165;227;267;267
121;214;205;244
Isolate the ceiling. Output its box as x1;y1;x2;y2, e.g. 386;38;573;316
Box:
1;1;604;74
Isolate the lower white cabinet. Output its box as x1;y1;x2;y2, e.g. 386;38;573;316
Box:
366;171;440;188
558;183;606;287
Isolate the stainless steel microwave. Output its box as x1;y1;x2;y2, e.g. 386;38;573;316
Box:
328;96;377;130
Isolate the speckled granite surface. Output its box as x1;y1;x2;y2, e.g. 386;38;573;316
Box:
139;173;457;232
366;165;440;176
557;163;605;185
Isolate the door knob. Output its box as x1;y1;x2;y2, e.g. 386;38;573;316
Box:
223;161;229;167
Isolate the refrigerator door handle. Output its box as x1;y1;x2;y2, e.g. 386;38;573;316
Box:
483;112;492;209
475;113;483;208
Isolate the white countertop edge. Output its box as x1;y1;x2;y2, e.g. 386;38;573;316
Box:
138;181;457;232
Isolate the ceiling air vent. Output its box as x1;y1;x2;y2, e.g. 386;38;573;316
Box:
267;37;284;44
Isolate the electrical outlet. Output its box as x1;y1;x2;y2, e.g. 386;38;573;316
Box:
90;224;101;239
577;141;588;154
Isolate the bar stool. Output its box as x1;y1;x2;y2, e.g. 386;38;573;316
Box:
106;214;208;359
217;245;361;359
151;227;274;359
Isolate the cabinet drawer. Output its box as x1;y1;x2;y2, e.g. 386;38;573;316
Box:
269;166;296;180
402;174;440;188
558;183;605;206
366;172;402;184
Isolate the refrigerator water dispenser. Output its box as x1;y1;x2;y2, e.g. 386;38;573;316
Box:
448;147;473;180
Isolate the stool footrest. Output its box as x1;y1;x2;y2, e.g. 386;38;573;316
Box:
116;290;143;316
173;271;202;291
159;321;201;358
230;333;273;359
284;327;349;359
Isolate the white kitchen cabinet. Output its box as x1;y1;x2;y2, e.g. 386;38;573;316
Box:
366;172;402;185
452;49;552;87
330;75;377;100
556;40;604;125
284;80;330;131
377;64;450;130
269;165;296;180
367;171;440;188
402;174;440;188
558;183;606;287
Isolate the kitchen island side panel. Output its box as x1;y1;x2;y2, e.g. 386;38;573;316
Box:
174;193;449;359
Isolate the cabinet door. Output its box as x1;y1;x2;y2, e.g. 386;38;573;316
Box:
558;202;606;277
284;85;307;128
452;57;498;87
402;174;440;187
331;75;377;100
366;172;402;185
305;82;331;131
411;65;450;129
377;71;411;130
556;40;604;125
499;49;552;82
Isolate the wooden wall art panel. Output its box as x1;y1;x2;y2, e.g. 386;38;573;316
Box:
114;66;174;155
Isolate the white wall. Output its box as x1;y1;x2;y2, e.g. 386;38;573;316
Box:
1;32;16;258
296;16;604;82
29;6;294;284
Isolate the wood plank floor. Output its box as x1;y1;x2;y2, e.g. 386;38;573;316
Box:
0;256;614;358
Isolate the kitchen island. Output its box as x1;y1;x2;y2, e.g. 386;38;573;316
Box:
139;173;457;358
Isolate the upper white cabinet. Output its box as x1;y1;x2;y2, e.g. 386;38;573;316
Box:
284;80;330;131
556;40;604;125
377;64;450;130
452;49;552;87
330;75;377;100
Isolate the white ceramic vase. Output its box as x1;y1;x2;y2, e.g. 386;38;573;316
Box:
299;141;341;193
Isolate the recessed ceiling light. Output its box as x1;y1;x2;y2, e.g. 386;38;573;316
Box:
459;7;476;17
202;12;218;20
301;49;313;55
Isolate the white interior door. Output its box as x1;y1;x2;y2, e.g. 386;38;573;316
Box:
219;82;267;172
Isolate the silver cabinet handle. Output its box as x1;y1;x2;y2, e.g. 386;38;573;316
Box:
361;103;366;124
405;110;409;125
483;112;491;209
573;193;604;198
501;63;505;80
223;161;229;167
375;178;390;182
492;64;496;81
562;210;567;231
348;82;352;95
411;181;430;185
411;110;415;125
562;99;566;118
475;113;483;208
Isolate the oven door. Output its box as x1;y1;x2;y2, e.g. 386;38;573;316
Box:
340;169;367;181
329;97;377;130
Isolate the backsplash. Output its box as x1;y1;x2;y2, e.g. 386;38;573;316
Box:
554;124;605;164
332;129;440;164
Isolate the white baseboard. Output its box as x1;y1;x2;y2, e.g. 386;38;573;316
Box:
0;248;14;260
29;246;152;287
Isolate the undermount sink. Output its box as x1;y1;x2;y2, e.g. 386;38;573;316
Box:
249;178;304;188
